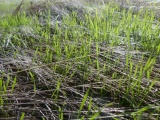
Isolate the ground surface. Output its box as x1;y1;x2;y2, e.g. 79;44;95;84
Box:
0;0;160;120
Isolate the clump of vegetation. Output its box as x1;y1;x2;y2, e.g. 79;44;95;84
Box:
0;0;160;119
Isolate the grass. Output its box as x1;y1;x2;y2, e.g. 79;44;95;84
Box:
0;0;160;119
